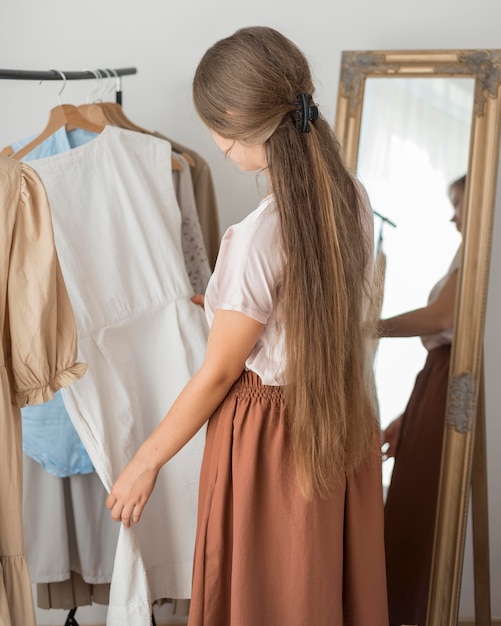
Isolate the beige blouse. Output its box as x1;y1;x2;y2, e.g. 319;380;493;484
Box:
0;154;86;626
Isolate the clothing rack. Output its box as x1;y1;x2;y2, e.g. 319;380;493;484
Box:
0;67;137;104
373;209;397;251
2;65;141;626
373;209;396;230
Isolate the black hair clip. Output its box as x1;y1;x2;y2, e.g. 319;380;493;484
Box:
296;93;319;133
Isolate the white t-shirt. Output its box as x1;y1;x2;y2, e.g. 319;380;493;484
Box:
421;246;461;351
205;187;375;386
204;195;286;385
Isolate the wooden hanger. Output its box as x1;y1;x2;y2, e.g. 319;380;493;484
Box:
78;70;183;170
76;102;114;126
99;102;190;169
1;105;105;158
175;148;196;168
89;72;193;168
6;69;188;172
76;100;183;171
9;69;105;161
101;101;150;132
11;104;105;161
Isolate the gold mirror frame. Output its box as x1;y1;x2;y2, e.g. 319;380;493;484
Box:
334;49;501;625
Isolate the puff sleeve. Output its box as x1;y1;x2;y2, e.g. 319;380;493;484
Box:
205;199;282;327
6;162;86;407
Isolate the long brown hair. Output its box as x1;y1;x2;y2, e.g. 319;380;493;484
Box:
193;26;376;497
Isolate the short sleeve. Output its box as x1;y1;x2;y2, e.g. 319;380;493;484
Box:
210;204;281;324
7;163;86;407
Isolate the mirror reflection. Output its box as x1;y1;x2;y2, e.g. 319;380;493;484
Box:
336;48;501;625
357;76;474;625
357;76;474;484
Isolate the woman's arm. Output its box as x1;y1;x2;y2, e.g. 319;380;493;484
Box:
377;270;458;338
106;309;264;527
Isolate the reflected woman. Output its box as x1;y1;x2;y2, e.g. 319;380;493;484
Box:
378;175;466;626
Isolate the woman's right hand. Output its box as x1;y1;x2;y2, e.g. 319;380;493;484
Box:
106;455;159;528
381;415;403;460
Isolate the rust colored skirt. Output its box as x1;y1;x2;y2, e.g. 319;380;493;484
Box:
384;344;451;626
188;371;389;626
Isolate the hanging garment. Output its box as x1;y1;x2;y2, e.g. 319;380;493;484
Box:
12;125;211;615
22;390;94;477
11;126;116;610
0;154;86;626
158;134;221;268
10;126;98;159
22;452;118;587
170;153;212;294
14;127;98;478
11;127;211;296
15;127;209;479
28;126;209;626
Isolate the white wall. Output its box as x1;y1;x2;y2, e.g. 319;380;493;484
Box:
1;0;500;623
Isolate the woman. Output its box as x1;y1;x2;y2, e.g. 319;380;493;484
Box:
380;175;466;626
107;26;388;625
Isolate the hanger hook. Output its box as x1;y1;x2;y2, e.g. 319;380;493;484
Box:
108;68;122;95
50;69;67;105
93;69;108;102
105;68;118;99
83;68;101;104
98;68;114;101
93;68;105;103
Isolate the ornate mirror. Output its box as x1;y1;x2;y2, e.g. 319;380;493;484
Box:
334;50;501;625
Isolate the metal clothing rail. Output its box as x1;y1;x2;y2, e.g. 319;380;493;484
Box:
373;209;396;230
373;208;397;252
0;67;137;81
0;67;137;104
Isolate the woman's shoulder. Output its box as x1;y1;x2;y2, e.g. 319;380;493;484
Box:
238;194;276;226
216;195;281;278
223;195;277;244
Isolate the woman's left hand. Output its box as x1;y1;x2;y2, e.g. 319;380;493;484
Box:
191;294;205;309
381;415;403;461
106;456;159;528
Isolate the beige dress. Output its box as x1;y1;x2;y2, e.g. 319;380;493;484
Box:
0;155;86;626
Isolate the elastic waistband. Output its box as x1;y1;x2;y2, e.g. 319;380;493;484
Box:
229;370;285;401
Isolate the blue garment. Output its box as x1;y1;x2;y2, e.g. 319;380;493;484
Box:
22;390;94;477
11;126;98;160
16;126;98;476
